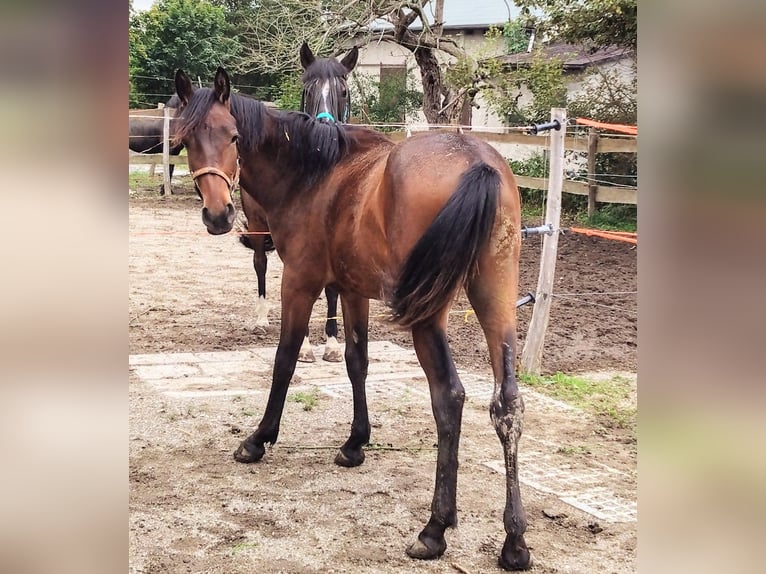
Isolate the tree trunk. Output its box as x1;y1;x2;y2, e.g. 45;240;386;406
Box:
413;47;449;125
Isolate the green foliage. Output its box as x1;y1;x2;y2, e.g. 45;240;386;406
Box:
515;0;637;52
568;65;637;125
483;49;568;125
509;152;546;213
349;71;423;128
274;72;303;111
568;65;637;223
501;20;530;55
288;389;319;411
129;0;239;108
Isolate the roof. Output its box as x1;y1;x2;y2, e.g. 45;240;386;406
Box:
370;0;523;31
496;44;631;71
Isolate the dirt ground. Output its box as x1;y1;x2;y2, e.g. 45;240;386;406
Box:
129;186;637;574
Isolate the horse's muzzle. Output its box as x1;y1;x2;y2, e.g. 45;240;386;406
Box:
201;203;236;235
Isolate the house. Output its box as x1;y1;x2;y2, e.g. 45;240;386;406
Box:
353;0;523;127
496;43;635;117
352;1;634;129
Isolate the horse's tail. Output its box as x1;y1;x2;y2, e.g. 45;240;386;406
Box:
236;215;275;252
236;215;254;250
390;162;500;328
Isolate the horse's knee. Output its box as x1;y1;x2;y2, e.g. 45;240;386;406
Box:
490;392;524;441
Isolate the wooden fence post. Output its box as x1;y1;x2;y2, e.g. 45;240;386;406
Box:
587;127;598;217
520;108;567;376
162;105;172;196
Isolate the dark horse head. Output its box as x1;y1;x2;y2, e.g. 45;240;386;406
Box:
299;42;358;123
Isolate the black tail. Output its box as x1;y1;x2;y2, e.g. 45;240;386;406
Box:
236;215;275;252
390;162;500;328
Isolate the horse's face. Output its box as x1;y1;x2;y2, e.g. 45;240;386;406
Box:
300;43;358;123
175;68;239;235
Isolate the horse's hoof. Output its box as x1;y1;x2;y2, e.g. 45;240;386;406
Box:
498;536;532;571
233;440;265;463
334;448;365;468
254;318;269;328
297;350;316;363
322;348;344;362
405;536;446;560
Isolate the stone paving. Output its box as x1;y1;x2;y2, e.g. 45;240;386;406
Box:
130;340;636;523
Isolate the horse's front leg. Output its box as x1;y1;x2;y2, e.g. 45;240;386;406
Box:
406;314;464;561
234;285;318;463
334;293;370;467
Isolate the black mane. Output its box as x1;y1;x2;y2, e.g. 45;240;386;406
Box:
176;88;354;188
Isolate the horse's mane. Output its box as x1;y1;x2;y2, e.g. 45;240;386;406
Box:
176;88;365;188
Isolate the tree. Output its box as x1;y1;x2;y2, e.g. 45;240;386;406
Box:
222;0;491;125
129;0;239;107
514;0;637;53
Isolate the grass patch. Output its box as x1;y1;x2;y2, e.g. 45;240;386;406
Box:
288;388;320;411
129;170;159;190
575;204;637;232
556;445;592;456
519;372;636;430
231;541;259;554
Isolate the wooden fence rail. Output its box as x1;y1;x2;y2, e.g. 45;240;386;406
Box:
128;121;636;204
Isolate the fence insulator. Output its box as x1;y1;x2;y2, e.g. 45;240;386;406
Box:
516;292;535;309
521;223;554;239
527;119;561;134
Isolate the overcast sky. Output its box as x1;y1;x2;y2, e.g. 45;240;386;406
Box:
132;0;156;12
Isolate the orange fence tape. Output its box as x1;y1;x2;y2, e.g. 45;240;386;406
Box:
575;117;637;136
568;226;637;245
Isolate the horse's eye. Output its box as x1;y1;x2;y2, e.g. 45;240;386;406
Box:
231;134;239;144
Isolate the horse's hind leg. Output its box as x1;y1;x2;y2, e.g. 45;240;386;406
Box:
297;332;316;363
406;312;464;561
335;293;370;467
466;262;531;571
322;287;343;362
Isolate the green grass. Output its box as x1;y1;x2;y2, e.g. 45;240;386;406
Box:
129;171;158;190
519;372;636;430
288;388;320;411
556;445;592;456
231;541;259;554
575;204;637;232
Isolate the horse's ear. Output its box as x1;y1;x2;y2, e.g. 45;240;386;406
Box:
175;69;194;106
340;46;359;74
214;67;231;105
300;42;315;70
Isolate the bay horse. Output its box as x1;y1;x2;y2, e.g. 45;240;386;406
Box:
236;42;358;363
129;93;186;192
174;68;530;571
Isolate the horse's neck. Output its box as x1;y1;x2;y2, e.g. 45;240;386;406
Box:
238;115;302;213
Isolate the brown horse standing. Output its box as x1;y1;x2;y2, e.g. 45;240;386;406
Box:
174;68;530;570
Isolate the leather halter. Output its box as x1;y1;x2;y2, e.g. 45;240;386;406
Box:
191;160;240;195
